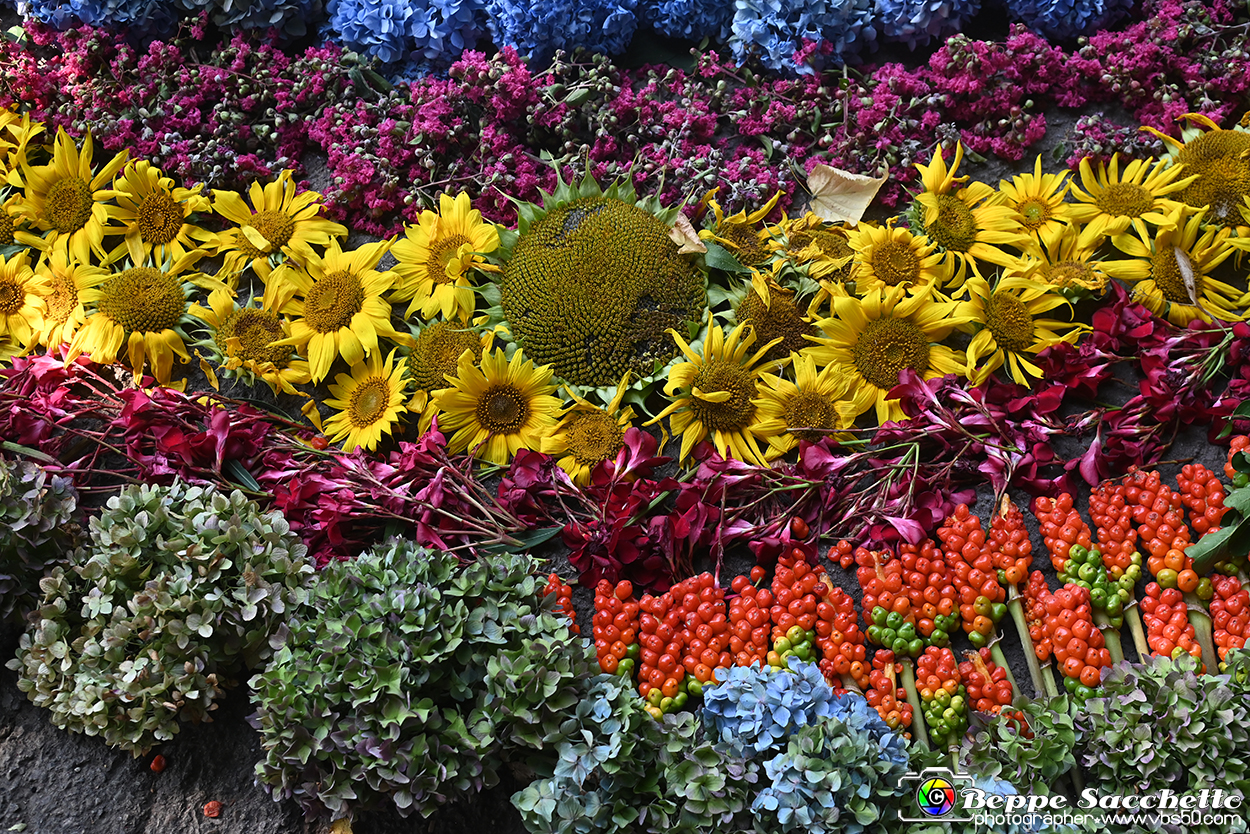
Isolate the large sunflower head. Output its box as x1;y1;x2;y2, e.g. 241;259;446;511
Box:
961;275;1084;386
211;170;347;282
1066;153;1194;248
733;269;817;367
390;192;500;323
498;173;705;393
1144;114;1250;231
647;315;781;466
1003;223;1110;299
805;285;971;425
32;247;108;350
767;213;855;281
698;188;781;268
267;239;405;383
752;351;850;459
319;349;407;453
0;249;46;350
909;142;1032;288
66;253;225;384
1103;205;1242;325
190;287;311;396
542;373;635;485
847;219;949;295
404;319;487;431
13;127;128;263
433;346;563;465
101;159;216;267
999;155;1072;250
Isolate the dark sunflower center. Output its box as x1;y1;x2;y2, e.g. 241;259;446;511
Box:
349;378;391;427
870;240;921;286
44;177;94;234
1094;182;1153;218
409;321;480;392
784;390;836;441
791;229;853;280
239;209;295;258
0;277;23;315
720;224;768;266
1045;261;1095;289
137;192;183;245
926;194;978;253
425;234;472;284
1178;152;1250;226
97;267;186;333
688;358;757;431
851;317;931;390
1151;247;1198;304
564;409;625;466
216;308;293;367
0;211;13;246
735;287;817;363
303;270;364;334
477;383;529;434
1017;197;1052;230
43;274;78;323
984;291;1035;352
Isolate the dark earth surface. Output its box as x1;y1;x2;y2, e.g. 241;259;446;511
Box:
0;5;1244;833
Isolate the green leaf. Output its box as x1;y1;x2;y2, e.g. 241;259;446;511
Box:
224;459;261;492
703;242;750;274
1224;485;1250;517
479;526;563;554
1188;524;1239;577
1218;401;1250;439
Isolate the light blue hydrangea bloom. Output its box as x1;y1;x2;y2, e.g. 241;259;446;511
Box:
485;0;638;64
639;0;732;41
1005;0;1134;41
730;0;874;74
876;0;982;51
701;659;838;755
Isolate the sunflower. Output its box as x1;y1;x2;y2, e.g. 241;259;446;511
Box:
847;220;949;295
1002;224;1109;297
698;188;781;267
998;155;1073;249
0;109;44;187
390;192;500;322
31;247;108;349
1;192;49;253
542;374;635;485
405;319;487;432
13;127;128;263
189;287;311;395
65;254;225;384
0;250;46;349
101;160;217;267
961;275;1084;386
434;346;562;465
1143;113;1250;230
323;348;408;453
752;352;850;458
805;285;970;425
1066;154;1194;248
733;269;817;367
211;170;347;282
1102;206;1241;325
767;213;855;280
910;142;1032;287
267;239;406;383
647;316;781;466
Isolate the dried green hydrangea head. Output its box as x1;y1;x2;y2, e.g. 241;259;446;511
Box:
501;196;705;387
0;456;80;620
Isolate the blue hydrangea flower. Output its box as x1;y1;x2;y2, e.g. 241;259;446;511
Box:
701;660;837;755
877;0;982;51
18;0;182;35
485;0;638;64
730;0;872;74
825;690;910;769
1005;0;1134;41
325;0;483;65
639;0;732;42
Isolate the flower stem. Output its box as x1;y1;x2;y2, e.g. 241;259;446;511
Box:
1007;586;1047;697
1184;592;1218;672
900;660;929;751
1124;598;1150;660
1092;610;1125;665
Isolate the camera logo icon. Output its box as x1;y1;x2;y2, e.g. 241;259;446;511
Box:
898;766;973;822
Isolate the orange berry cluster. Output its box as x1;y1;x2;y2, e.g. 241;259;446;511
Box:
916;646;968;748
1140;583;1203;664
1211;574;1249;664
638;573;733;696
1177;463;1229;537
988;498;1033;588
937;505;1008;649
865;649;913;735
1124;469;1196;587
856;544;960;652
592;580;639;674
959;647;1015;714
543;573;580;634
1034;493;1093;571
1087;480;1138;578
1032;577;1112;698
1024;571;1052;660
728;566;775;669
1227;435;1250;481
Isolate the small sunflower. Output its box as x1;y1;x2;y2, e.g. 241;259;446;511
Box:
733;269;818;367
405;319;487;432
1002;224;1109;297
323;348;408;453
698;188;781;267
961;275;1084;386
0;250;46;349
267;239;406;383
998;155;1073;249
390;192;500;322
101;160;217;267
212;170;347;281
767;213;855;281
13;127;128;263
434;346;562;465
752;352;850;458
32;247;108;349
910;142;1032;288
1;192;49;253
805;285;970;425
0;110;45;187
1066;154;1194;247
1143;113;1250;231
542;375;635;485
647;316;781;466
846;220;949;295
1102;206;1241;325
190;287;311;395
65;254;225;384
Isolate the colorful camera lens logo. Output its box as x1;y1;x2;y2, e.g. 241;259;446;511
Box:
916;776;958;817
